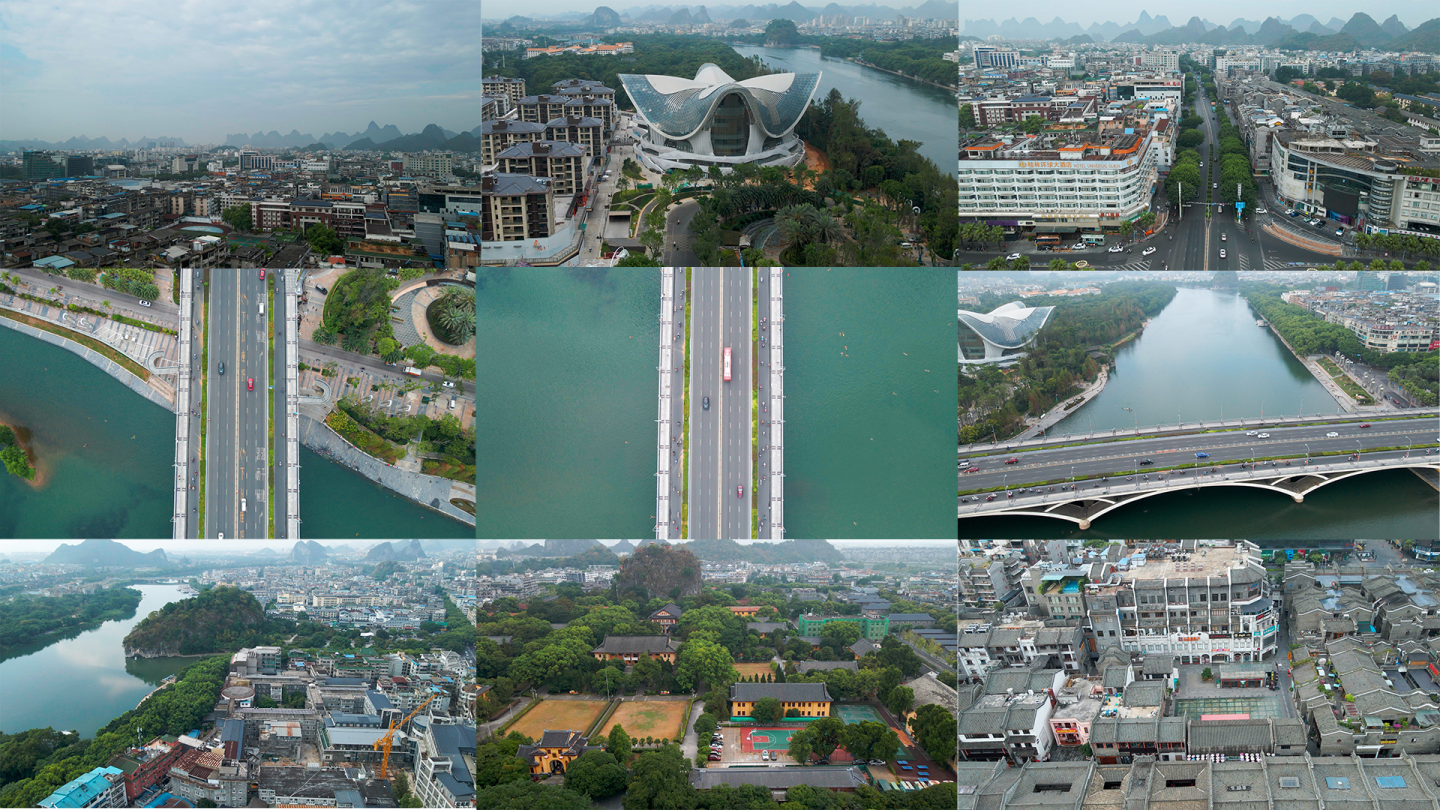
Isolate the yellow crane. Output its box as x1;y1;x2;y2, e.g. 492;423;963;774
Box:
372;693;435;780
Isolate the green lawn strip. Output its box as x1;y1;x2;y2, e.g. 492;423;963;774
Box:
0;309;151;380
957;444;1440;496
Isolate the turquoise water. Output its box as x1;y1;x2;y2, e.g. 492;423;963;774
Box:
783;269;954;538
297;445;472;538
0;326;173;538
477;269;661;538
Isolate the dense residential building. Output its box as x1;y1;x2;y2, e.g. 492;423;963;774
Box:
402;152;454;178
479;172;554;242
1278;288;1438;354
37;766;126;808
544;115;605;160
495;141;586;195
481;76;526;111
412;723;476;808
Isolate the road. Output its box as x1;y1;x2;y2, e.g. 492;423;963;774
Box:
272;271;290;540
205;270;269;539
959;417;1438;496
687;268;753;540
901;637;956;675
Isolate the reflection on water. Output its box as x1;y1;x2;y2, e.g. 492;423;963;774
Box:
0;585;195;736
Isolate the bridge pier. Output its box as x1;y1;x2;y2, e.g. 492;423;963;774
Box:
1078;519;1091;530
1292;493;1303;503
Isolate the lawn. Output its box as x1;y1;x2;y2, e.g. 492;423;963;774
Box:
734;663;776;679
511;699;607;741
600;700;688;741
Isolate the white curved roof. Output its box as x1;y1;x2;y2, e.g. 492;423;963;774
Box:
958;301;1056;348
618;64;820;141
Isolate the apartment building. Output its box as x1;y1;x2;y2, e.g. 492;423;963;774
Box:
518;94;571;126
37;766;126;808
481;76;526;111
956;669;1066;763
480;173;553;242
552;78;617;103
1081;541;1279;665
544;115;605;160
957;127;1162;234
412;723;476;808
960;551;1025;607
562;95;615;133
495;141;586;196
403;152;454;178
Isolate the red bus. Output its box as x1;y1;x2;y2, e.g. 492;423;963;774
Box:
723;347;731;382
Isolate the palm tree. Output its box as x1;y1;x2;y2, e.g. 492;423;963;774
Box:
776;205;817;248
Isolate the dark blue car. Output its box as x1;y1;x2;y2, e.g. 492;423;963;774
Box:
1195;452;1209;459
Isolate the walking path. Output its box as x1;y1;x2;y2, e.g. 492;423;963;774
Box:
1010;366;1110;442
0;302;173;410
760;267;785;538
655;268;683;539
295;411;475;527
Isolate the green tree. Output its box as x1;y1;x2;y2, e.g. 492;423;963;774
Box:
607;724;633;761
622;744;695;810
764;18;800;45
475;781;592;809
304;222;344;255
674;638;737;692
885;685;915;718
750;696;783;725
839;720;900;763
909;704;956;764
221;204;252;232
806;716;844;760
565;750;629;799
786;728;814;766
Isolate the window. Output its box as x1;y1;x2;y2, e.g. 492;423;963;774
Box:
1166;779;1196;788
1278;777;1301;788
1034;784;1071;793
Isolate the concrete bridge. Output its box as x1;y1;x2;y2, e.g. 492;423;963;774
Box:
959;452;1440;529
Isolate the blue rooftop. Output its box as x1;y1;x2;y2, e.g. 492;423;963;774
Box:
38;766;123;807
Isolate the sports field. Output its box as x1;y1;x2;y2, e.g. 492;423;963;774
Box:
734;663;776;679
743;726;805;752
600;700;687;740
836;704;886;725
510;699;607;741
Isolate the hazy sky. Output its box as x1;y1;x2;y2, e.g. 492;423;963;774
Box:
2;0;484;144
485;1;1425;30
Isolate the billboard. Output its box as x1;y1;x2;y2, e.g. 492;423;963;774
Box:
1323;187;1360;218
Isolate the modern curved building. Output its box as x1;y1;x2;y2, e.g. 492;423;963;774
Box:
959;301;1056;365
618;63;820;173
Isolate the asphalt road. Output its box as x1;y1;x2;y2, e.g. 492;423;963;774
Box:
958;417;1439;495
206;270;269;539
665;200;702;266
687;268;752;539
272;271;289;540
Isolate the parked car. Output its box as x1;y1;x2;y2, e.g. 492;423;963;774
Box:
1005;253;1021;261
1335;228;1344;237
1289;210;1300;217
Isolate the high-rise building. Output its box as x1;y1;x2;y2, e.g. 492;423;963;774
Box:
480;172;554;242
402;152;454;178
22;150;66;181
972;45;1019;70
64;156;94;177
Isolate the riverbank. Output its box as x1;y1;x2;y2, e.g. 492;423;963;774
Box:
0;310;172;409
849;58;959;92
1251;315;1355;413
1012;365;1111;441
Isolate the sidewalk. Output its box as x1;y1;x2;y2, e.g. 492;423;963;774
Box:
1012;366;1110;441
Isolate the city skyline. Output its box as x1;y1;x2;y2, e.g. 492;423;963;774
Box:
2;0;484;144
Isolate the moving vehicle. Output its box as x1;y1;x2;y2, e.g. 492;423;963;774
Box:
1213;182;1218;189
1221;233;1226;241
985;494;997;501
1005;252;1022;260
1034;236;1061;249
1335;228;1344;237
737;484;744;498
1219;249;1226;259
442;381;455;388
723;347;731;382
1245;430;1257;436
1326;431;1339;437
1289;210;1300;217
258;303;264;316
1108;244;1124;253
963;466;980;474
1257;432;1270;438
1195;452;1209;458
402;367;423;377
247;378;254;391
703;396;710;410
1083;234;1106;246
1005;457;1019;464
761;316;767;331
259;270;265;280
219;362;225;375
1142;246;1156;256
139;300;151;307
1360;423;1371;428
240;498;247;513
1139;459;1154;465
1256;207;1267;214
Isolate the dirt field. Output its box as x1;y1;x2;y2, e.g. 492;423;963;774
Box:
510;699;607;741
600;700;688;740
734;663;776;679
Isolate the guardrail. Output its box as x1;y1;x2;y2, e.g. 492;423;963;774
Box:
962;409;1438;456
655;267;679;539
285;270;301;538
764;267;785;539
172;270;195;539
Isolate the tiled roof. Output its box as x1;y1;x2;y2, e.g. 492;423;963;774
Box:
730;682;831;704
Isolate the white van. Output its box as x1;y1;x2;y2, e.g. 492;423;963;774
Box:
258;303;265;316
240;498;247;513
448;399;456;410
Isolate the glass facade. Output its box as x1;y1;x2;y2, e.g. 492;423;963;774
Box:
710;94;750;157
959;327;988;360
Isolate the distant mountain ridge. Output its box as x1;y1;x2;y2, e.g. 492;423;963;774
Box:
366;540;427;561
44;539;168;568
680;538;844;564
955;11;1435;48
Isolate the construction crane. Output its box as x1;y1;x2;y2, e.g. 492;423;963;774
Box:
372;693;435;781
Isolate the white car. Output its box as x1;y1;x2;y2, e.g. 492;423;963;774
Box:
139;300;152;307
1246;430;1257;436
1214;182;1218;189
1257;432;1271;438
1256;208;1267;214
1221;233;1226;241
1326;431;1339;437
1142;246;1156;256
1005;253;1021;261
1108;244;1124;253
442;381;455;388
1219;249;1226;259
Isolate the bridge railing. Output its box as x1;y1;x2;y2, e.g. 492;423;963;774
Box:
172;269;195;539
285;270;300;539
764;267;784;539
959;452;1438;516
655;268;679;540
962;409;1439;456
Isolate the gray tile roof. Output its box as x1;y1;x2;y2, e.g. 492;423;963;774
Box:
795;661;858;674
689;766;866;790
591;635;679;655
1122;681;1165;708
1188;719;1274;753
729;682;832;704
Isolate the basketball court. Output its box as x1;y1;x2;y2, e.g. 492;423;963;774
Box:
836;704;910;758
742;726;805;752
